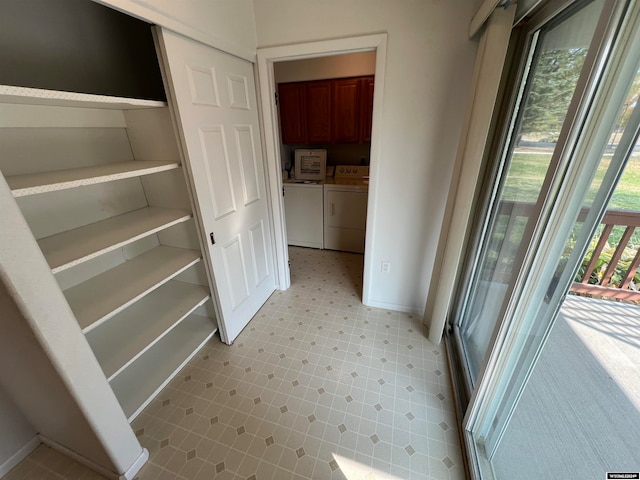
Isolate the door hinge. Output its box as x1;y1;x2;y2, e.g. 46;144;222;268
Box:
283;187;285;197
274;91;279;106
209;232;215;245
288;260;291;268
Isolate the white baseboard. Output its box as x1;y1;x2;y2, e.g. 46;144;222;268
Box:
119;448;149;480
39;436;148;480
0;436;40;478
365;299;424;316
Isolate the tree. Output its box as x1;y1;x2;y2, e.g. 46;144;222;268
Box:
613;70;640;139
518;48;588;143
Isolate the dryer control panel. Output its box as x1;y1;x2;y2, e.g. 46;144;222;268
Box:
335;165;369;178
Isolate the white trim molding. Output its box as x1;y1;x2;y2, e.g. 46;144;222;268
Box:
93;0;256;62
366;299;424;317
39;436;149;480
425;6;516;344
0;436;40;478
470;0;512;38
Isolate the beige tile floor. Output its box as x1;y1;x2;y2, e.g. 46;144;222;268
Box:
3;445;106;480
5;247;465;480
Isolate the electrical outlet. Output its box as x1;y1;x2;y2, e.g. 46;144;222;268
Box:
381;261;391;274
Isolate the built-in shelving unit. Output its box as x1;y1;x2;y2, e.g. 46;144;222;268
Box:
64;246;202;332
7;160;180;197
86;281;210;380
110;313;215;421
0;85;168;110
38;207;192;273
1;85;217;423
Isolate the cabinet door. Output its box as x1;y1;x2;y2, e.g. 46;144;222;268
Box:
306;80;332;144
278;82;307;144
332;78;361;143
157;29;276;344
359;76;375;143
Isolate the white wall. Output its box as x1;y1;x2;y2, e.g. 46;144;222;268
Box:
254;0;480;313
0;386;37;475
274;51;376;83
96;0;257;60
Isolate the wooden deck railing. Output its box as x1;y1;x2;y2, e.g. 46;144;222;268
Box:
571;209;640;302
494;201;640;301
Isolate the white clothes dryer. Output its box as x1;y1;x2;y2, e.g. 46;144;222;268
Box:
323;166;369;253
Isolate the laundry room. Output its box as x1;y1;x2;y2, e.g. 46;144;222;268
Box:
275;52;375;269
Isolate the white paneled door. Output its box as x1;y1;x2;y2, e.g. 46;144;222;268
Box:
156;29;276;344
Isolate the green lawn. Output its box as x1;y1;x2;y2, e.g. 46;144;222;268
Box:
503;151;640;210
601;156;640;210
498;151;640;287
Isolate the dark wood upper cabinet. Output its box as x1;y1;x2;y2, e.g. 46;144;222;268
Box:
359;76;375;143
305;80;332;144
332;78;361;143
278;76;374;145
278;82;306;144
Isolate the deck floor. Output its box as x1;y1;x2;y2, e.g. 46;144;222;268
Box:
493;294;640;479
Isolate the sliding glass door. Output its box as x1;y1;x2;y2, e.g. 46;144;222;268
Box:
448;0;640;476
453;0;605;386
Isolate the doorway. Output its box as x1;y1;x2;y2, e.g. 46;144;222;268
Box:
256;34;387;304
274;52;373;292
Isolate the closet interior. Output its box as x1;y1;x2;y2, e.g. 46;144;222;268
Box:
0;0;219;422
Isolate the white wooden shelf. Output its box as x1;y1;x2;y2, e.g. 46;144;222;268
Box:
38;207;192;273
86;281;210;380
65;246;202;332
0;85;167;110
7;160;180;197
109;313;216;421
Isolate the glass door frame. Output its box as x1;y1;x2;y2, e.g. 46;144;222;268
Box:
445;0;640;476
450;0;610;402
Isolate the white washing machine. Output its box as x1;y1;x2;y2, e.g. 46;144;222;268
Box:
323;166;369;253
283;179;324;249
